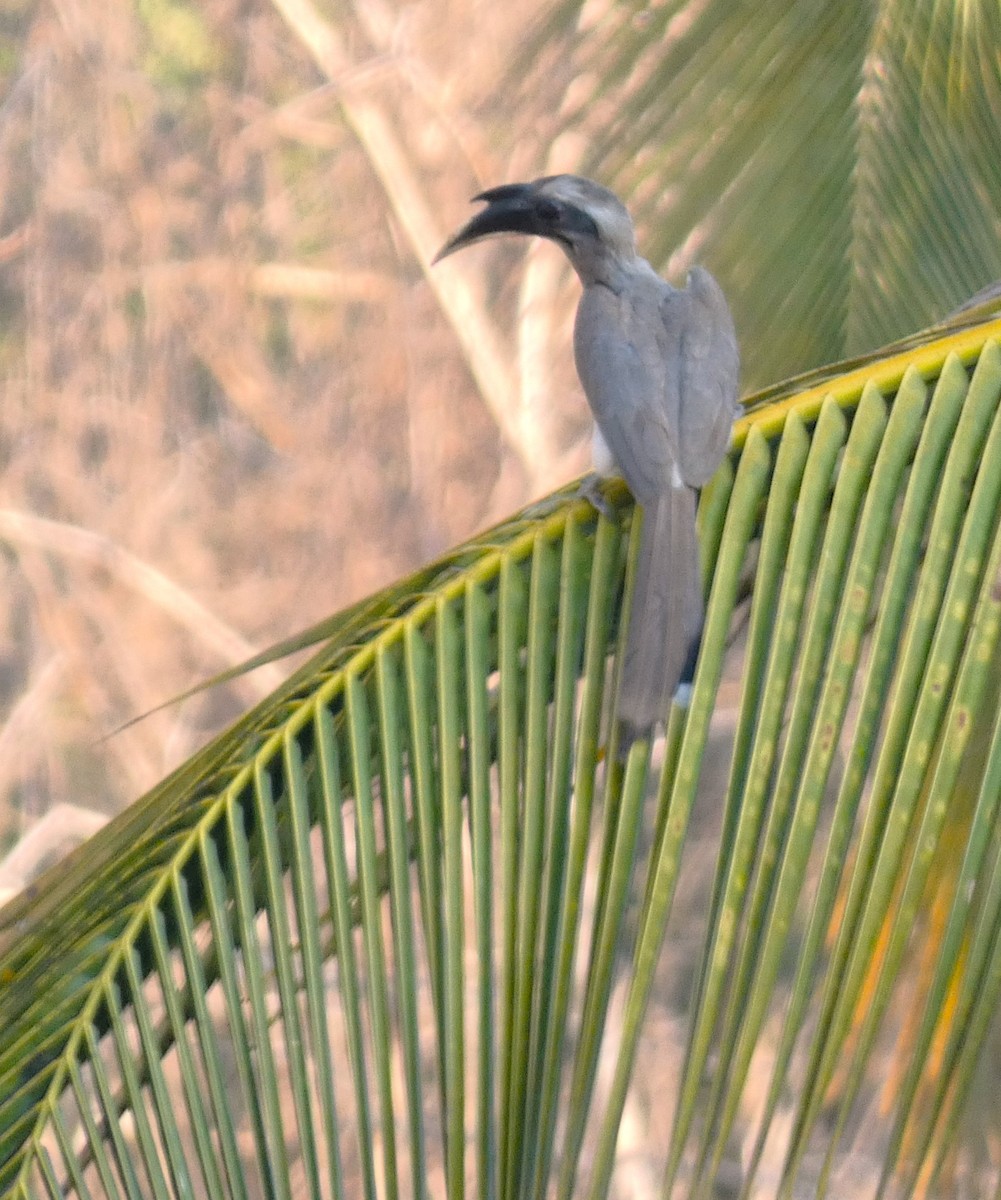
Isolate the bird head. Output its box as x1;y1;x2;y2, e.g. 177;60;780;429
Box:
434;175;637;282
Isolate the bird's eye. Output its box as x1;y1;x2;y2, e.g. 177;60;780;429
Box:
537;199;561;223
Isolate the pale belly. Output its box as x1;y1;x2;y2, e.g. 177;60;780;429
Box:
591;425;618;477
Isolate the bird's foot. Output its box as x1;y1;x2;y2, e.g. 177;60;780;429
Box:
578;473;616;523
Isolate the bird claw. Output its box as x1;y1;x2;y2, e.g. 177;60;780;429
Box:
578;474;616;523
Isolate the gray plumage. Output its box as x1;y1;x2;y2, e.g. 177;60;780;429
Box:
436;175;740;744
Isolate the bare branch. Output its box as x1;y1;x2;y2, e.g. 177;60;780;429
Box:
0;510;286;694
270;0;557;487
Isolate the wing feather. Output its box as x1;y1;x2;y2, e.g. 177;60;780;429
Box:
666;266;741;486
573;282;678;502
573;265;738;495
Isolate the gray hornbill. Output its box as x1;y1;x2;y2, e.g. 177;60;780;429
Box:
436;175;740;744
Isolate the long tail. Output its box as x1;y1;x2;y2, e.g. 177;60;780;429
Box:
618;484;703;746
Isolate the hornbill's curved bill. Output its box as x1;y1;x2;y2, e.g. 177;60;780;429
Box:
434;183;600;261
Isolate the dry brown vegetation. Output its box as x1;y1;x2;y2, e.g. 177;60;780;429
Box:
0;0;608;873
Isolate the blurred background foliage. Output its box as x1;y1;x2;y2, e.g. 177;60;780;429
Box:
2;0;1001;883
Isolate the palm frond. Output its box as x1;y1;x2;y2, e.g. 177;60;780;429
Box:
513;0;1001;388
4;319;1001;1197
847;0;1001;351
